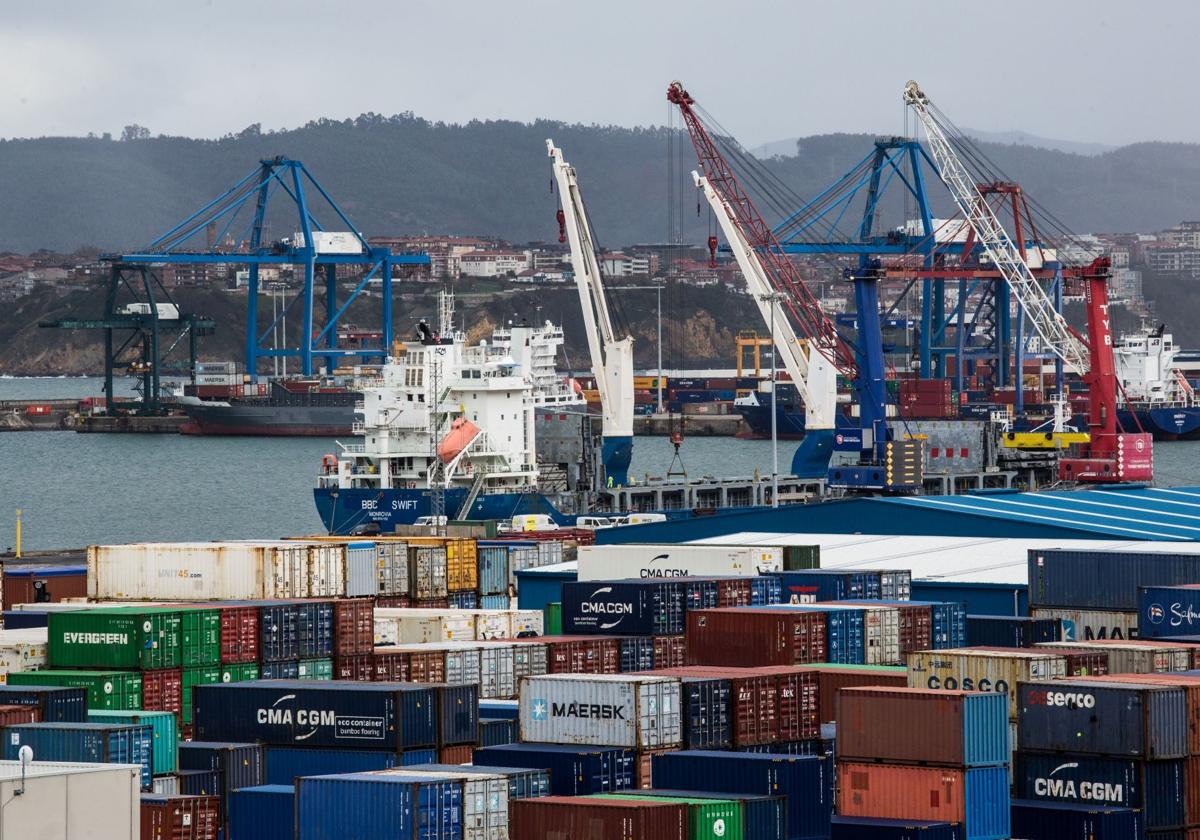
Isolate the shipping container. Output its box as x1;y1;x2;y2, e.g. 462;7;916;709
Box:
0;704;38;726
577;544;782;580
479;717;517;747
652;750;833;840
907;649;1067;718
228;785;294;840
1029;548;1200;611
2;564;87;610
831;817;964;840
479;594;511;611
562;580;689;636
409;763;550;801
9;669;142;711
296;658;333;680
372;646;445;682
0;684;86;721
293;772;461;840
212;605;259;664
653;635;686;669
967;615;1062;647
620;788;785;840
1036;640;1190;674
192;681;438;750
47;607;182;670
140;668;183;718
374;767;507;840
408;546;450;599
620;636;655;672
1031;607;1139;641
775;569;883;602
1009;799;1143;839
176;769;221;798
259;660;299;679
431;681;480;747
837;687;1008;767
448;591;479;610
0;627;47;679
140;794;220;840
677;677;731;749
333;654;373;681
1086;672;1200;755
89;709;177;775
750;574;784;606
782;603;902;665
178;741;265;817
838;762;1008;840
518;674;682;749
474;743;635;796
374;542;410;597
1018;680;1188;759
1014;751;1186;830
589;792;741;840
510;796;686;840
800;664;908;723
4;722;153;789
151;775;178;796
686;608;827;667
331;599;373;656
296;600;334;659
182;666;220;725
515;635;620;674
374;608;474;645
478;545;510;596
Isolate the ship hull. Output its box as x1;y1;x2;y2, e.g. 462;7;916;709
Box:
180;402;354;436
313;486;567;535
1118;406;1200;441
735;402;807;439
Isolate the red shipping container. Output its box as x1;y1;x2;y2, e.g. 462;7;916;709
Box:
142;668;184;717
375;596;411;609
439;744;473;764
686;608;827;667
372;650;445;683
216;605;259;664
669;665;820;742
842;601;932;656
0;704;39;726
651;666;778;746
715;578;752;608
412;598;450;609
510;797;687;840
836;687;995;766
2;568;88;610
334;654;374;681
516;636;620;675
652;636;686;670
838;763;973;824
798;665;909;724
140;794;221;840
333;598;374;656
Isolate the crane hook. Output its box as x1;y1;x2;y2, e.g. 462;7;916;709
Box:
707;235;718;269
556;209;566;244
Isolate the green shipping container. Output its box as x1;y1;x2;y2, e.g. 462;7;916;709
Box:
88;709;177;775
589;794;743;840
544;602;562;636
220;663;260;683
806;662;906;673
48;608;182;670
179;609;221;667
298;658;333;680
783;545;820;571
181;666;221;725
8;669;143;710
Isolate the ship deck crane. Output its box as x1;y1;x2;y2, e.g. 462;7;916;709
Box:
668;82;923;490
904;80;1153;483
548;139;635;487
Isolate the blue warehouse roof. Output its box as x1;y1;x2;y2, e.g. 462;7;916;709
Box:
596;485;1200;544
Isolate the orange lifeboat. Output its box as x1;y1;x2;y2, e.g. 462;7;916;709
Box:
437;417;481;463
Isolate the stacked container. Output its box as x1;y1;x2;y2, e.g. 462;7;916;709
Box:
686;608;828;667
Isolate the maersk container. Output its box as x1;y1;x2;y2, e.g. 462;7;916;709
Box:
1018;680;1188;758
294;772;460;840
831;817;964;840
229;785;295;840
836;687;1008;767
1031;607;1139;642
621;788;785;840
652;750;833;840
88;709;177;775
620;636;655;672
590;792;743;840
48;607;182;670
264;745;401;783
1014;751;1185;830
479;717;517;747
474;743;635;796
375;541;410;597
907;648;1067;718
775;569;882;603
1029;547;1200;611
3;722;153;789
577;544;783;581
193;681;438;750
1035;640;1190;674
967;615;1063;647
8;669;142;711
374;608;474;645
375;767;508;840
1009;799;1144;840
679;676;731;749
0;684;86;721
179;741;266;806
519;674;682;749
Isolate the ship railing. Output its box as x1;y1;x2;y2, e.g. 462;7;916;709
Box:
352;421;366;434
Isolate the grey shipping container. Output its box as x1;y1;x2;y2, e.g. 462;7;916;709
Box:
409;546;449;599
1029;548;1200;611
344;541;376;597
518;674;682;749
376;542;410;596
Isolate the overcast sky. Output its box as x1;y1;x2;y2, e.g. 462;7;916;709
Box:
4;0;1197;148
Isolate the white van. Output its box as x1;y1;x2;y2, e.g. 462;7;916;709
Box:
511;514;559;532
575;516;613;531
624;512;667;526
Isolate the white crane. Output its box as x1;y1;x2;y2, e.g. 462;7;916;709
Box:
547;139;635;487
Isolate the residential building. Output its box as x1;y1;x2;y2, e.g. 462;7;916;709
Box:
459;250;531;278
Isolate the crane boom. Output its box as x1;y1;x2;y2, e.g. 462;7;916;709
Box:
547;139;634;487
903;80;1089;376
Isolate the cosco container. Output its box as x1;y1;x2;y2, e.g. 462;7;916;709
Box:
590;792;741;840
1014;751;1186;830
774;569;882;602
229;785;295;840
1029;547;1200;611
9;669;142;710
410;762;551;800
140;794;221;840
1018;680;1188;758
562;580;688;636
294;772;461;840
967;615;1062;647
4;722;153;789
510;796;686;840
686;608;827;667
838;763;1009;840
652;750;833;840
519;674;682;749
474;743;635;795
89;709;177;775
836;687;1008;767
48;608;183;670
1009;799;1144;840
799;664;908;723
1031;607;1138;642
831;817;964;840
907;648;1067;718
577;544;782;580
192;681;438;750
374;767;507;840
0;683;86;721
1036;640;1190;674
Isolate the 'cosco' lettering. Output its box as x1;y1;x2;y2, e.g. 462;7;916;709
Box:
926;675;1008;695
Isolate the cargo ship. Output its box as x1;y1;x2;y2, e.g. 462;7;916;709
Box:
1112;325;1200;440
178;377;358;436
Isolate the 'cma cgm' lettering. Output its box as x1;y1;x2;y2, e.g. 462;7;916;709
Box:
64;632;128;645
1034;777;1123;803
926;675;1008;694
257;707;336;727
552;702;626;720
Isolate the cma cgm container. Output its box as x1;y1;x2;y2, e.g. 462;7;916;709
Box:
1029;547;1200;611
4;722;153;789
1014;751;1186;830
906;649;1067;718
652;750;833;840
1009;799;1144;840
1018;680;1188;758
967;615;1063;648
518;674;682;749
474;743;635;796
294;772;461;840
837;763;1010;840
1030;608;1138;642
831;817;964;840
561;580;687;636
192;681;438;750
510;796;687;840
0;684;86;722
228;785;296;840
836;687;1008;767
577;544;782;581
686;608;827;667
8;669;142;711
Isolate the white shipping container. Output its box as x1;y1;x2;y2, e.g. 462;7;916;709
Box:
1030;607;1139;642
292;230;364;254
578;544;783;581
907;648;1068;719
0;761;140;840
465;609;544;640
374;608;476;645
376;542;410;596
519;674;682;749
1034;640;1192;674
509;640;549;681
0;627;47;682
374;768;508;840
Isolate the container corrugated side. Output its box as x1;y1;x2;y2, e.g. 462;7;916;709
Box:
48;607;182;670
3;722;153;789
830;817;964;839
408;762;551;801
293;773;424;839
1009;799;1143;840
139;793;221;840
88;709;177;775
372;768;507;840
519;674;682;749
229;785;295;840
907;649;1067;718
1030;607;1138;642
799;664;908;724
1029;547;1200;611
374;608;474;645
589;792;742;840
0;684;86;721
967;615;1062;647
474;743;635;796
686;608;827;667
8;669;142;711
1035;640;1190;674
509;796;687;839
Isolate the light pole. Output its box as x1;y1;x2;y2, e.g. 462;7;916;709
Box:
760;291;782;507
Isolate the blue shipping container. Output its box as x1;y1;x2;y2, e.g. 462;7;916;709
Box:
193;681;438;750
408;763;551;800
831;817;963;840
0;684;86;722
750;575;783;606
297;600;334;659
967;615;1062;647
912;581;1028;617
448;591;478;610
561;580;686;636
652;750;833;840
1009;799;1144;840
179;741;266;801
1030;548;1200;611
478;594;510;610
474;743;635;796
257;602;299;662
775;570;881;603
619;636;655;672
264;746;400;784
1015;751;1185;830
478;717;517;748
622;788;786;840
680;677;731;750
3;722;153;789
1140;585;1200;639
907;601;967;649
1018;681;1188;759
401;748;438;765
432;682;479;746
737;738;836;757
177;769;222;797
1;610;48;629
260;660;300;679
478;700;518;720
229;785;295;840
477;545;510;596
295;772;462;840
